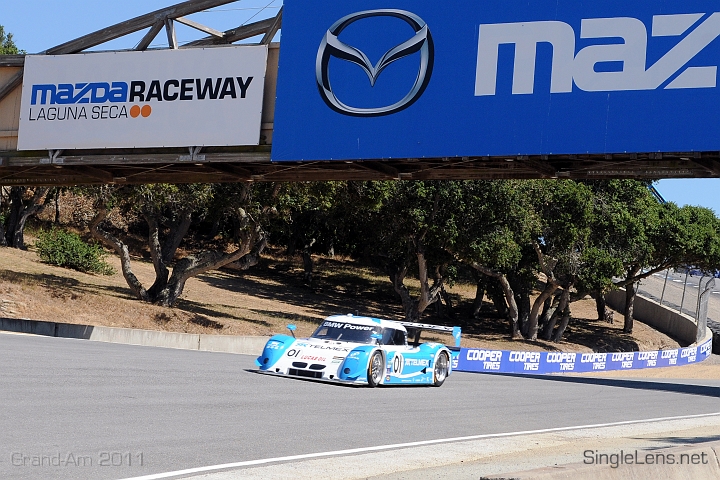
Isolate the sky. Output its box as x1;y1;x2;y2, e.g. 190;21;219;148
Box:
2;0;720;214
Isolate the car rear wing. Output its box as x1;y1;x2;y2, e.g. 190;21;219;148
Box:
398;322;462;348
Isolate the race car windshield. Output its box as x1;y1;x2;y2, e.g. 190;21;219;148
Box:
311;321;380;344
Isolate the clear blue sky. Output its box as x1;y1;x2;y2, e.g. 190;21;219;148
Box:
2;0;720;214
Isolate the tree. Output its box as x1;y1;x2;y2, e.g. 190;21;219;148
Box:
0;28;37;249
612;200;720;332
368;181;462;322
1;187;51;249
453;180;540;338
0;25;23;55
88;184;266;307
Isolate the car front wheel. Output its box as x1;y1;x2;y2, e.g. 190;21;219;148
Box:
367;351;383;387
433;352;449;387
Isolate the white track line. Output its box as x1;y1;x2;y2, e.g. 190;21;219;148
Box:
120;412;720;480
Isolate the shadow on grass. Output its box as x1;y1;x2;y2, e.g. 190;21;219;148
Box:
198;267;405;321
0;268;145;302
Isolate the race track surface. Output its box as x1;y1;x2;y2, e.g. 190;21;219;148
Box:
1;333;719;480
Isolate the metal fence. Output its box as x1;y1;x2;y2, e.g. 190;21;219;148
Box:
636;269;719;336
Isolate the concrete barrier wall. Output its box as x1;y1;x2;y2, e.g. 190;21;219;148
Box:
605;289;698;345
199;335;268;355
0;317;268;356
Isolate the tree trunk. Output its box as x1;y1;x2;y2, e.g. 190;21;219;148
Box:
541;298;560;340
471;263;521;339
0;187;6;247
389;264;420;322
472;280;485;318
161;211;193;264
145;214;170;299
595;293;607;321
388;247;443;323
517;291;531;337
527;281;559;341
487;282;509;319
302;238;316;284
509;274;531;337
5;187;49;249
546;286;572;342
53;188;61;224
439;284;454;318
539;295;553;326
154;234;260;307
4;187;23;246
624;282;637;333
551;307;571;342
90;207;151;302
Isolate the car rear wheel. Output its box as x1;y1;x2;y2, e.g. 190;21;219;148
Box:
433;352;449;387
367;351;383;387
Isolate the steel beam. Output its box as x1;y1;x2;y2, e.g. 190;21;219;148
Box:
165;19;179;49
45;0;239;54
0;55;25;67
261;8;283;45
136;21;165;51
0;70;23;103
183;17;276;47
175;17;225;38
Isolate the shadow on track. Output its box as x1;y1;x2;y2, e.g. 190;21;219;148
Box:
461;371;720;399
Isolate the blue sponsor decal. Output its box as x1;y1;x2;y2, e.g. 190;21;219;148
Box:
273;0;720;161
30;78;254;106
455;339;713;374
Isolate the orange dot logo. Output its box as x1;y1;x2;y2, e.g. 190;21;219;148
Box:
141;105;152;117
130;105;141;118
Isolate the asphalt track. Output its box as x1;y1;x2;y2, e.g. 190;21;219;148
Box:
1;333;720;480
639;270;720;324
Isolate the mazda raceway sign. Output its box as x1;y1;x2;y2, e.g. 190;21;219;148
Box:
18;46;267;150
271;0;720;161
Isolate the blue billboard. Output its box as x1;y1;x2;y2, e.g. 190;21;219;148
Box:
453;339;713;375
272;1;720;161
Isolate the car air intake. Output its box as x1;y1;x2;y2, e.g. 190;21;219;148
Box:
288;368;323;379
309;364;326;370
292;362;308;368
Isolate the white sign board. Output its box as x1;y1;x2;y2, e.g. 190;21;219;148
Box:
18;46;268;150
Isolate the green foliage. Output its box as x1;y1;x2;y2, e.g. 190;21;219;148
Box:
35;229;115;275
0;25;24;54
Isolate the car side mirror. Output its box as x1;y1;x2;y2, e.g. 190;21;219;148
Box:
371;333;382;344
287;324;297;339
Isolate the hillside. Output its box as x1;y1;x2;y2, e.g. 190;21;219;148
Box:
0;242;682;353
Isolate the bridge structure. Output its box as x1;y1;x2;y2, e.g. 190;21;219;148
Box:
1;0;720;186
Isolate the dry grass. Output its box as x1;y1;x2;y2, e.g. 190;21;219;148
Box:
0;235;684;356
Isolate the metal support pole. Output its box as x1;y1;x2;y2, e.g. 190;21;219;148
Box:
696;275;707;319
679;270;689;315
659;269;670;306
696;277;715;343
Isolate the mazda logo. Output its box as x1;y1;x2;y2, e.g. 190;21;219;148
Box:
316;9;434;117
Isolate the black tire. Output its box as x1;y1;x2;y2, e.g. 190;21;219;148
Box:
367;351;384;387
433;352;449;387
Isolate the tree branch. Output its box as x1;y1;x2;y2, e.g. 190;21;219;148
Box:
89;205;149;302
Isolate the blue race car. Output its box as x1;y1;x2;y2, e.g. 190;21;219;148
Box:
255;314;462;387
